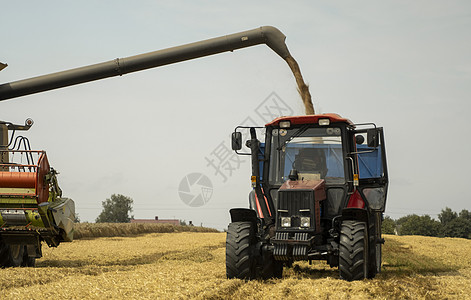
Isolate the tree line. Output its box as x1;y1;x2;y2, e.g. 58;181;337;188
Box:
87;195;471;238
382;207;471;239
94;194;188;225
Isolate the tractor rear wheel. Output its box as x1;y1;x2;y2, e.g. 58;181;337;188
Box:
367;225;381;279
339;220;368;281
368;243;381;278
226;221;256;279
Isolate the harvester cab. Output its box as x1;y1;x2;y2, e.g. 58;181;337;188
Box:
227;113;388;281
0;120;74;267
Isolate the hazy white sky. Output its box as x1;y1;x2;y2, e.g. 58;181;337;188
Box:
2;1;470;229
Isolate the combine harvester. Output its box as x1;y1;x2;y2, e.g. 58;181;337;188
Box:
0;120;74;267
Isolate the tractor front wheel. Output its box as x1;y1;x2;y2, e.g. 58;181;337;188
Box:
339;220;368;281
226;221;256;279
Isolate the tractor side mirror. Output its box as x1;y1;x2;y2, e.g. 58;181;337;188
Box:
367;129;379;148
355;135;365;145
231;132;242;150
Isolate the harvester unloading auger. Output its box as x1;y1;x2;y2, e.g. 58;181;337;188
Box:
0;26;313;267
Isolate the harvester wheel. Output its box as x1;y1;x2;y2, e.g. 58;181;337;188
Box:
26;257;36;267
0;241;26;267
339;220;368;281
226;221;256;279
0;240;10;267
22;249;36;267
8;244;25;267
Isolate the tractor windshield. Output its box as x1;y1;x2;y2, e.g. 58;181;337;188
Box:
268;127;345;185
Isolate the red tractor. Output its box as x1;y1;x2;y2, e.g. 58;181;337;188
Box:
227;113;388;281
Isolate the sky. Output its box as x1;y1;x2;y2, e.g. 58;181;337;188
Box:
1;1;470;229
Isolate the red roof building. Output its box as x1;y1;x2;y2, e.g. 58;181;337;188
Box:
130;216;180;226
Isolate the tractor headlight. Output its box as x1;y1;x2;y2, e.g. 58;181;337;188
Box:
279;121;291;128
300;217;311;227
319;118;330;126
280;217;291;227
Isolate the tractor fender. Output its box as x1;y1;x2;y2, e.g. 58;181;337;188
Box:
341;208;369;224
230;208;258;227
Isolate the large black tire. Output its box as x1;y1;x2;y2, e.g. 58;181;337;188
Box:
226;222;256;279
0;240;10;267
366;212;383;279
367;226;381;279
0;242;24;268
369;243;381;278
8;244;24;267
339;221;368;281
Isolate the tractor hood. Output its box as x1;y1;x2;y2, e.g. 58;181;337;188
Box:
279;179;326;201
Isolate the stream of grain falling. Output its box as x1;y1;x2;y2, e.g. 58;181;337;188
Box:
285;56;315;115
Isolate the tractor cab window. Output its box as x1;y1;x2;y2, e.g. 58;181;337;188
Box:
354;131;385;179
353;128;389;212
269;127;345;185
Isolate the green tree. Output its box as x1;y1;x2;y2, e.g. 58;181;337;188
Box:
438;207;457;225
95;194;134;223
441;218;471;238
459;209;471;221
397;214;441;237
438;209;471;238
382;215;396;234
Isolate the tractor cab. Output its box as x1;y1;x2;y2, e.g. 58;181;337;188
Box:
227;113;388;281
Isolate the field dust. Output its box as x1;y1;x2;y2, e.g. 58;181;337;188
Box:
1;233;470;299
285;55;315;115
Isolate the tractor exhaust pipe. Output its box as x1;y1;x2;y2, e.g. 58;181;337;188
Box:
0;26;291;101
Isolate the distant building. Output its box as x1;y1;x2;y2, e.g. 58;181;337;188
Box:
131;216;179;226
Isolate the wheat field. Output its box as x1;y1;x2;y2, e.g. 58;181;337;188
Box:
1;232;470;299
